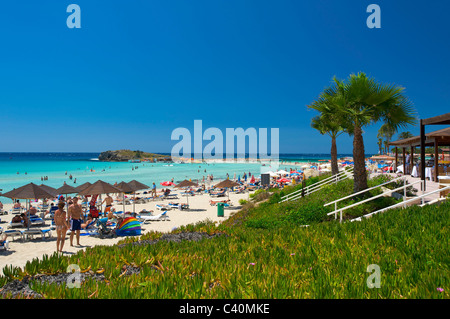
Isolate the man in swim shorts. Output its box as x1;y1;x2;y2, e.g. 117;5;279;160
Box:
68;196;83;246
102;193;114;215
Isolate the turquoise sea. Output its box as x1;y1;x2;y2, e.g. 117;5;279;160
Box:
0;153;352;200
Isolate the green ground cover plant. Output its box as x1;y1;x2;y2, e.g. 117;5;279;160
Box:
1;175;448;299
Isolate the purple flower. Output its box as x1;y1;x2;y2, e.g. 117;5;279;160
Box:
249;263;256;266
437;288;444;292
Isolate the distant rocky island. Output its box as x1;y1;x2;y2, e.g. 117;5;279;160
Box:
98;150;171;162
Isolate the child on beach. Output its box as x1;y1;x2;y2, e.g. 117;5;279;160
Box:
54;201;70;253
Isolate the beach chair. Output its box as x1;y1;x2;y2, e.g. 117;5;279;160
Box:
210;189;226;197
23;228;52;240
156;204;171;211
168;202;189;210
210;199;231;207
8;220;24;229
138;209;153;216
138;211;169;223
4;229;25;241
11;207;22;214
29;216;46;226
0;238;9;251
0;208;7;216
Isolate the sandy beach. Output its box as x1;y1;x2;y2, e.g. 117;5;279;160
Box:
0;190;252;274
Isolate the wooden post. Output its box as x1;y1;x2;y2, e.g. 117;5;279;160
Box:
410;146;414;175
395;147;398;172
402;147;406;176
420;119;426;191
434;139;439;182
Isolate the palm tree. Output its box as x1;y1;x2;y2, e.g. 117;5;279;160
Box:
322;72;416;193
310;115;344;175
308;94;346;176
377;137;383;154
378;123;396;155
398;131;414;140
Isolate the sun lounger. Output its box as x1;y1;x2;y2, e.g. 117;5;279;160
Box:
210;189;226;197
138;209;153;216
23;228;52;240
8;221;24;229
11;207;22;214
0;209;7;216
0;240;9;250
168;203;189;210
4;229;25;241
209;199;231;206
138;211;169;223
29;216;45;226
156;204;171;211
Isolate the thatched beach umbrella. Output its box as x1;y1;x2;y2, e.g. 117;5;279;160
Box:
78;180;122;215
174;180;198;188
39;184;59;198
174;180;199;206
214;179;240;199
78;180;122;196
56;183;78;195
126;180;150;213
56;183;79;203
74;182;91;193
1;183;56;229
214;179;240;189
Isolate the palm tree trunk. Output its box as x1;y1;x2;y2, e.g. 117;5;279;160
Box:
353;125;368;193
331;136;339;176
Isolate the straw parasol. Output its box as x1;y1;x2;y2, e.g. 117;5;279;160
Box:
77;180;122;196
127;180;150;192
74;182;92;193
213;179;240;199
56;183;78;195
174;180;198;188
214;179;240;189
126;180;150;213
78;180;122;214
56;183;79;203
174;180;199;206
2;183;57;200
1;183;57;229
39;184;59;198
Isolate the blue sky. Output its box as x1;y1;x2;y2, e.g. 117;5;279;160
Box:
0;0;449;154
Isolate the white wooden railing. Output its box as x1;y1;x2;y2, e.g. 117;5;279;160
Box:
279;167;354;203
325;177;424;223
350;184;450;222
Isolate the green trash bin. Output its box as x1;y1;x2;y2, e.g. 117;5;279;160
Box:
217;203;224;217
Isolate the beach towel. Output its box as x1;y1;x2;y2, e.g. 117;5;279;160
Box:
115;217;141;236
90;194;99;207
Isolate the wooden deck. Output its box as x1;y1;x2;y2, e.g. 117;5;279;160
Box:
371;172;449;205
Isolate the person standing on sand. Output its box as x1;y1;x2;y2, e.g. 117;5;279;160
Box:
152;183;157;198
54;201;69;253
68;197;83;247
102;193;114;215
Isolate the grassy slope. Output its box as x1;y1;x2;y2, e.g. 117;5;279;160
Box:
1;176;449;299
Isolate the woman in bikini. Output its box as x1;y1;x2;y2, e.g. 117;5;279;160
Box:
54;201;70;253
